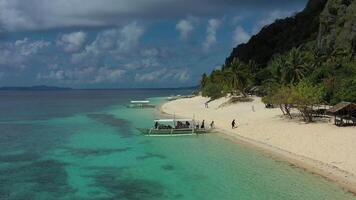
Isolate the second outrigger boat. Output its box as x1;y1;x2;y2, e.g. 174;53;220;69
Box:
137;118;212;136
127;100;155;108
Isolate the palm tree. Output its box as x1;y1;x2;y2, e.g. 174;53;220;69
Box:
269;54;287;84
228;58;250;97
200;73;208;89
210;69;225;86
281;47;311;85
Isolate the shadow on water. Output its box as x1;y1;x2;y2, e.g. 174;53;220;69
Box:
85;167;166;200
0;123;70;154
161;164;175;171
0;152;39;163
0;159;74;200
64;147;132;157
0;122;76;199
136;152;166;161
87;114;133;138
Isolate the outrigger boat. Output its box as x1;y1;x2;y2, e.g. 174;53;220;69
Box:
127;100;155;108
166;95;195;101
166;95;181;101
137;118;211;136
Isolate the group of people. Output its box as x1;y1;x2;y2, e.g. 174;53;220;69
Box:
196;120;214;129
154;119;237;130
154;121;173;130
154;120;216;130
201;119;238;129
176;121;190;129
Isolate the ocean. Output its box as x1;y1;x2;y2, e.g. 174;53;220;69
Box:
0;89;355;200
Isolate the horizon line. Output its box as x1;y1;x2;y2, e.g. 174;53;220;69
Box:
0;85;198;90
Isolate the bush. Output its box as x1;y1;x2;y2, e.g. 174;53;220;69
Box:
201;83;223;99
289;80;325;122
332;78;356;104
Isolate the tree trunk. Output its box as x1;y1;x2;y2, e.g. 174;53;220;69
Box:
299;106;313;123
284;104;293;119
279;104;286;115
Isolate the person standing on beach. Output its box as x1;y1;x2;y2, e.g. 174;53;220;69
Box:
201;120;205;129
231;119;236;129
205;102;209;108
210;121;214;129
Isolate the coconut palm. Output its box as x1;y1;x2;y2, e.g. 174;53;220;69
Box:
228;58;250;96
269;54;287;84
200;73;208;89
281;47;311;85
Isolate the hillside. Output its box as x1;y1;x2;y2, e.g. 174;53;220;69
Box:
317;0;356;53
225;0;328;66
200;0;356;104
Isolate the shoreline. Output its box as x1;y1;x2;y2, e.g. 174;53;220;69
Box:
158;96;356;195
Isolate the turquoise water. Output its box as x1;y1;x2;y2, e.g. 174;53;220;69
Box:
0;90;355;200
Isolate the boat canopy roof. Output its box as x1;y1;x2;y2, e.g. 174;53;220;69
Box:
154;119;193;122
130;100;150;104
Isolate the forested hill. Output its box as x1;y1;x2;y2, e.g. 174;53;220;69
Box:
225;0;329;66
200;0;356;105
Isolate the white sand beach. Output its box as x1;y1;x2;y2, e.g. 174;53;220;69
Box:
161;96;356;193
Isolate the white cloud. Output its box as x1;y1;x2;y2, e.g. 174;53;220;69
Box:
0;38;50;66
118;22;144;52
233;26;250;45
93;67;126;83
123;48;164;70
72;22;144;64
57;31;87;53
141;48;159;57
253;10;294;34
231;15;244;24
203;18;221;50
37;66;126;84
0;0;303;31
15;38;51;56
135;68;190;82
176;19;194;40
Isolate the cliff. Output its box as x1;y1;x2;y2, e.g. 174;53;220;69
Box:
226;0;329;66
317;0;356;54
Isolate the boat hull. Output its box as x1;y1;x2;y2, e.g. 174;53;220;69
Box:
126;104;156;108
137;128;210;136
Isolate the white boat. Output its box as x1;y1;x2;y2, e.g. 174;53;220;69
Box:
166;95;181;101
166;94;196;101
127;100;155;108
137;118;211;136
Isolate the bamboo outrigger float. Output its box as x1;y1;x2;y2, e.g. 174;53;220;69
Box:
137;118;211;136
127;100;155;108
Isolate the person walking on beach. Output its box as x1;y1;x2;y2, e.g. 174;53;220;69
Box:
231;119;236;129
210;121;214;129
201;120;205;129
205;102;209;108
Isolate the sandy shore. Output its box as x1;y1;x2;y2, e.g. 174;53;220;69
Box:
160;96;356;194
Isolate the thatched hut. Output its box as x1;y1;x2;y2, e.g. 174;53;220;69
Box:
327;102;356;126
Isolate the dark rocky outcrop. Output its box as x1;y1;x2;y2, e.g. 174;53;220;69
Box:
225;0;329;66
317;0;356;54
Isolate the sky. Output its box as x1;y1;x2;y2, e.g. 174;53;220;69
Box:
0;0;308;88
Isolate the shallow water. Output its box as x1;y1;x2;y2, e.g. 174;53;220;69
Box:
0;90;355;200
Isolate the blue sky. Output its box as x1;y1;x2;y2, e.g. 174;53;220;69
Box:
0;0;307;88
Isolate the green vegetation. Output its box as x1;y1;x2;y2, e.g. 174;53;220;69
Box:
200;0;356;122
200;45;355;121
200;58;252;99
